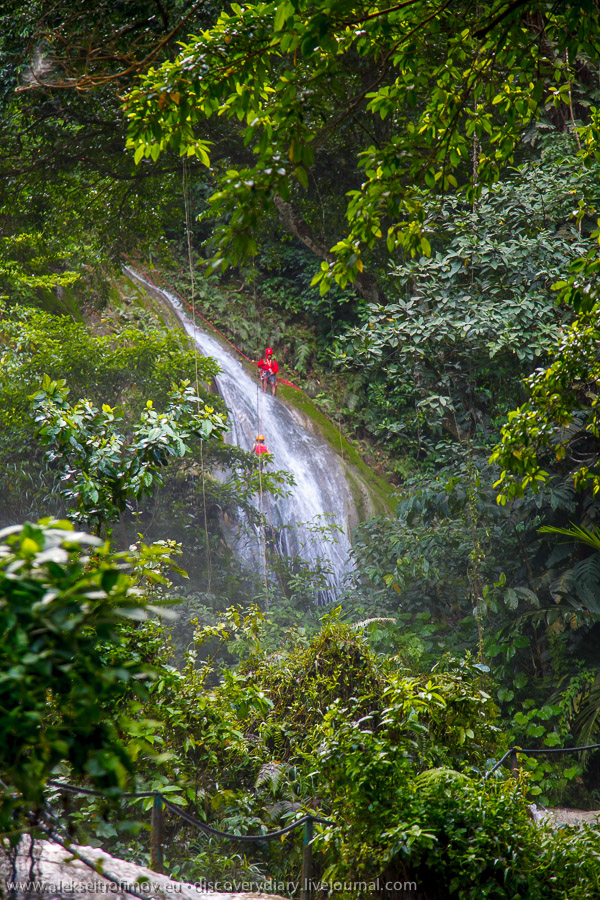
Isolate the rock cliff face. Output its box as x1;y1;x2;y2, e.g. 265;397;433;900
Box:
3;838;287;900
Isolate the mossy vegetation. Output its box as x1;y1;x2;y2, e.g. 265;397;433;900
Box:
38;285;84;321
276;382;396;518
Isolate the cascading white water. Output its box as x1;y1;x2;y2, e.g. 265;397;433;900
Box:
125;268;353;601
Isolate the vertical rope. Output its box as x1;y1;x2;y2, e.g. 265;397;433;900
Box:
200;438;212;594
257;379;262;436
264;487;288;600
254;253;263;436
183;159;201;402
251;249;269;598
337;393;344;462
258;459;269;607
328;274;343;463
183;158;212;592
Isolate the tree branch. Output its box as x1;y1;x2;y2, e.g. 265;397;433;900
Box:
473;0;531;39
273;195;384;304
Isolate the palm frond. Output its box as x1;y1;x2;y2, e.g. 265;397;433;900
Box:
539;523;600;552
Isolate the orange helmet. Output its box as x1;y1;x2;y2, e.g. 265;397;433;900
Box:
256;435;265;441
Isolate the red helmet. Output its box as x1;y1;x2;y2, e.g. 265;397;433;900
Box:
265;347;273;355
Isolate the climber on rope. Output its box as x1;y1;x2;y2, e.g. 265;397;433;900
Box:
253;434;270;457
253;435;271;472
257;347;279;396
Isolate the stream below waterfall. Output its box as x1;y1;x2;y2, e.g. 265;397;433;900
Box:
126;268;354;602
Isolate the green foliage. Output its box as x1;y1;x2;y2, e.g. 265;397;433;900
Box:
0;231;81;304
492;296;600;503
0;299;218;450
334;139;595;449
49;610;600;897
0;0;203;282
0;518;172;834
0;300;226;527
31;375;227;531
9;4;600;891
0;299;214;403
350;451;517;619
164;257;322;377
126;0;599;289
0;296;306;614
346;443;600;810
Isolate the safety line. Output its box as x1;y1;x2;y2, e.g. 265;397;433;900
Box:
182;161;212;592
161;796;332;841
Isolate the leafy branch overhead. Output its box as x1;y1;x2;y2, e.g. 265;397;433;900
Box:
124;0;597;289
31;375;228;531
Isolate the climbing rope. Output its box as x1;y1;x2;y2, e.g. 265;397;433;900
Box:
258;457;269;607
182;158;212;593
256;377;270;601
256;379;262;437
264;488;289;601
251;251;270;601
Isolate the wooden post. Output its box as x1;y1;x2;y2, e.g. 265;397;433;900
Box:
510;750;519;776
300;817;314;900
150;793;164;873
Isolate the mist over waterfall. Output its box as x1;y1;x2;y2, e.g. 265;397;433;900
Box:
125;269;353;600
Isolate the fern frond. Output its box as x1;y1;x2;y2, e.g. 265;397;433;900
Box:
414;768;469;787
572;553;600;615
266;799;299;820
255;761;284;795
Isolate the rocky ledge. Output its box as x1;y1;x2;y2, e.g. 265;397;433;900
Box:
2;838;288;900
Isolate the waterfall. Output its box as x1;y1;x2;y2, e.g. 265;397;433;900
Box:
125;268;353;602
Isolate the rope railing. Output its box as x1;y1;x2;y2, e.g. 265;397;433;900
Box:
484;742;600;779
46;779;332;900
33;744;600;897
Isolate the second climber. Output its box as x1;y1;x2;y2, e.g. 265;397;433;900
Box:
257;347;279;396
253;434;270;456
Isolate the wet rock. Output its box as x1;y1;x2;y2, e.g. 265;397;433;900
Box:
2;838;287;900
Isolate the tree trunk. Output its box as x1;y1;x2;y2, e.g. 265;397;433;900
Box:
273;195;384;304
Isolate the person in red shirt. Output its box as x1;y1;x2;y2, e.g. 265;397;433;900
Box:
253;435;270;462
257;347;279;396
